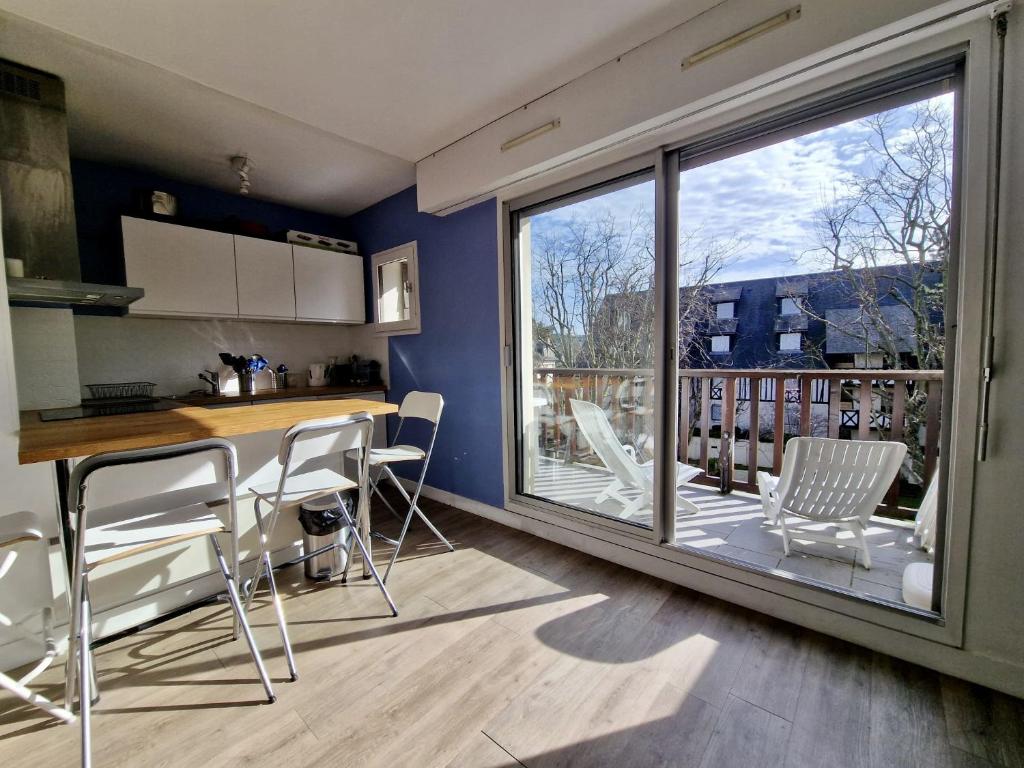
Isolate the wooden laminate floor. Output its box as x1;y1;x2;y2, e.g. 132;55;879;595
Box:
1;497;1022;767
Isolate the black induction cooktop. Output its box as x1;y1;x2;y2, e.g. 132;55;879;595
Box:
38;397;181;422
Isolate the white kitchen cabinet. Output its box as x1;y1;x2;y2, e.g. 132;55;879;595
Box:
292;245;365;323
234;236;296;320
122;216;238;318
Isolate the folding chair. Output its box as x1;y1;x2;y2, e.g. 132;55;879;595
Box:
0;510;75;724
367;391;453;582
66;439;275;768
245;411;398;681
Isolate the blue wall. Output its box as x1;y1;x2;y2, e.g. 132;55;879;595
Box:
70;158;351;287
347;187;504;508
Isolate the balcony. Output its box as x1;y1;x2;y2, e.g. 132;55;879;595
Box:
529;366;943;605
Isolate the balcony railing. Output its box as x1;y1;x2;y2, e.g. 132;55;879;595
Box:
531;367;943;518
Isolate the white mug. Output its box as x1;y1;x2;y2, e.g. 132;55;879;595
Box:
308;363;327;386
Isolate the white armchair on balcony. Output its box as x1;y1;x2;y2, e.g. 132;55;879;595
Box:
569;399;701;518
756;437;907;569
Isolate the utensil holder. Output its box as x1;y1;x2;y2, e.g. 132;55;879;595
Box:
241;371;256;394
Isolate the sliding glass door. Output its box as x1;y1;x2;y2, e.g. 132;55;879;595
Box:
511;170;658;530
507;60;963;615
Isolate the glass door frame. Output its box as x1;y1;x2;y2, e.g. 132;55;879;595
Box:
500;20;996;648
506;155;663;541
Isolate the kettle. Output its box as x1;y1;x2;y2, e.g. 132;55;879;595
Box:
308;363;327;387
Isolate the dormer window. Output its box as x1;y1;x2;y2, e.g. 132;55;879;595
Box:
716;302;735;319
780;297;801;316
779;332;802;351
711;335;731;353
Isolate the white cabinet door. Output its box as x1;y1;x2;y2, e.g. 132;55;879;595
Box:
292;245;365;323
122;216;238;317
234;236;296;320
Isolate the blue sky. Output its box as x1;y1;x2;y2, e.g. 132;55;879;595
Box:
528;93;953;284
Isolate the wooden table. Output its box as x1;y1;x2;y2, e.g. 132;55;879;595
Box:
19;398;398;584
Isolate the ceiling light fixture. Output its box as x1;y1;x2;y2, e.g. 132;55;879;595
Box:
500;119;561;152
231;154;253;195
681;6;801;70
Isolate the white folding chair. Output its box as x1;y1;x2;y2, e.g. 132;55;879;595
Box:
367;391;453;582
245;412;398;681
569;399;701;518
66;439;275;768
756;437;907;569
0;511;75;724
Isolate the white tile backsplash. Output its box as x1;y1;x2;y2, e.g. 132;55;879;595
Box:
10;307;82;409
74;315;388;397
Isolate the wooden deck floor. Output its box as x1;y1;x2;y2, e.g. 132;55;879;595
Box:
1;498;1021;767
531;457;930;605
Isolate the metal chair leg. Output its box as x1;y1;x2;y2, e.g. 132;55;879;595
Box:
261;549;298;681
337;494;397;616
383;503;417;585
340;529;356;584
79;587;92;768
382;466;454;551
210;535;275;703
369;469;404;523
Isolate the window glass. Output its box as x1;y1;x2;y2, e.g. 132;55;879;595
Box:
514;172;657;530
779;332;802;351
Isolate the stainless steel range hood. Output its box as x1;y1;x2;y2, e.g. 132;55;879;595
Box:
5;277;143;306
0;59;144;308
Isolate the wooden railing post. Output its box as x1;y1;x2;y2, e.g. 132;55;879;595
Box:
700;377;711;475
799;374;812;437
827;378;841;439
773;376;785;474
748;376;760;477
679;375;691;463
858;378;872;441
721;376;737;492
885;380;907;515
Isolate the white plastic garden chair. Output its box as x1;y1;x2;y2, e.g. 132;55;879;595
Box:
0;510;75;724
569;399;701;518
756;437;907;569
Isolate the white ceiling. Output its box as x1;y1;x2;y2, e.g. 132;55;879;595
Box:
0;1;713;215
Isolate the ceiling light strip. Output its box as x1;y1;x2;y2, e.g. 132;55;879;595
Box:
682;6;802;70
500;119;561;152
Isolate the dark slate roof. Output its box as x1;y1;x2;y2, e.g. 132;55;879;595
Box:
825;305;916;353
776;278;809;297
707;285;742;302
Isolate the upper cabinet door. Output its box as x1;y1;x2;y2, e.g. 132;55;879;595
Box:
292;245;365;323
234;235;296;320
122;216;238;317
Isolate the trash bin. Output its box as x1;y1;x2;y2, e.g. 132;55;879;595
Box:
298;493;356;581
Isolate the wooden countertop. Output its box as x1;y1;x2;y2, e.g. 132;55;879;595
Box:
174;384;386;406
19;398;397;464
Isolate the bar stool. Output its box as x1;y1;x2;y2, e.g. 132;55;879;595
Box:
244;411;398;681
66;439;275;768
0;510;75;724
367;391;453;582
